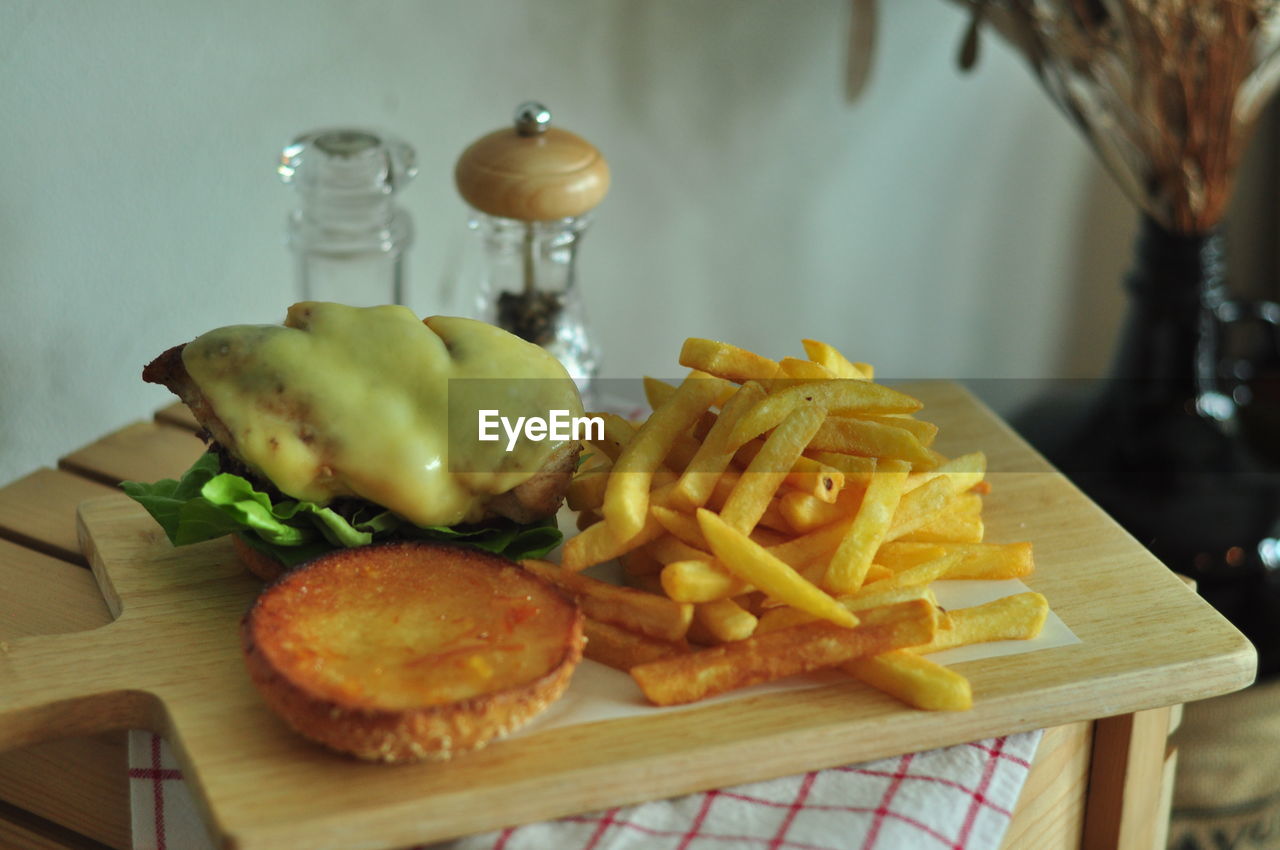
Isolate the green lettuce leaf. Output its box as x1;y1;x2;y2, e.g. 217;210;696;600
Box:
399;516;563;560
121;452;563;566
231;531;335;569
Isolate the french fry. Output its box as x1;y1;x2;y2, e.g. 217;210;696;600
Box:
842;582;938;613
603;372;728;540
783;457;845;503
755;584;934;635
844;651;972;711
661;559;751;603
567;467;611;512
666;432;705;473
900;515;984;544
729;381;922;449
774;356;839;386
721;405;827;533
694;598;758;643
899;495;984;544
912;592;1049;655
650;504;710;550
704;469;741;510
872;542;945;570
804;451;877;484
522;559;693;642
754;605;819;635
643;376;678;410
582;618;687;671
903;451;986;495
758;500;794;534
561;512;664;571
885;477;957;542
824;460;911;594
808;417;937;469
779;487;860;534
680;338;780;383
671;382;767;511
765;518;853;570
735;440;854;507
701;471;788;532
864;552;964;591
943;542;1033;580
630;598;936;705
586;412;638;462
554;334;1045;715
876;542;1034;580
864;564;894;584
957;492;983;515
801;339;871;380
574;466;678;513
847;414;939;446
645;535;711;565
697;508;858;628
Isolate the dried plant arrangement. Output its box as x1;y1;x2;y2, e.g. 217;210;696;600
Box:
952;0;1280;232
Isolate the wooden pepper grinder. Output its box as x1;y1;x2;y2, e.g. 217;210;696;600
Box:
454;102;610;390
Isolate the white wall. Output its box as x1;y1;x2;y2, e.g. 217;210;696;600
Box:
0;0;1135;486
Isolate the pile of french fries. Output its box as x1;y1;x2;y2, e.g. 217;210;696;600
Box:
522;337;1048;710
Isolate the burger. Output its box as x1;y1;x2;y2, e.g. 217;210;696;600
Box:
124;302;591;762
123;301;585;580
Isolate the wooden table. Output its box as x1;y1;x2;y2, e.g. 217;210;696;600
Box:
0;398;1250;850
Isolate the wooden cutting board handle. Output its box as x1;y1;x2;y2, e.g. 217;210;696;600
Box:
0;621;160;749
0;495;262;755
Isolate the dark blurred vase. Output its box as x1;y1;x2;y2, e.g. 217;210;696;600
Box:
1017;214;1280;678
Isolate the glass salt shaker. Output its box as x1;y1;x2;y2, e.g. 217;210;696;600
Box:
454;103;610;391
278;128;417;305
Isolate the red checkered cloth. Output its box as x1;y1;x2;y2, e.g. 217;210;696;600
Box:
129;728;1042;850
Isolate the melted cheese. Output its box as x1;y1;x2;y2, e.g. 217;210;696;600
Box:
181;302;584;526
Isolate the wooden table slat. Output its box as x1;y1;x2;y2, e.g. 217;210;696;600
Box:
0;470;117;566
0;737;128;850
58;421;205;488
154;402;199;432
0;797;114;850
0;539;112;636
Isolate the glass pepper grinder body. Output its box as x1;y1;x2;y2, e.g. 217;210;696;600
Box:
468;211;597;383
455;103;609;392
279;129;417;306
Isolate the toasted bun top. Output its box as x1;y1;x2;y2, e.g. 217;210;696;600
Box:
244;542;582;713
231;535;288;583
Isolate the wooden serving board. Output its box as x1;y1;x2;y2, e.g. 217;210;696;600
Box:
0;383;1256;850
